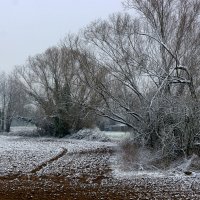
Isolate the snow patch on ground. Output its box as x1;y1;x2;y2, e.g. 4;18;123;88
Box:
67;128;130;142
113;169;165;179
110;151;200;181
10;126;37;133
103;131;131;140
67;128;111;142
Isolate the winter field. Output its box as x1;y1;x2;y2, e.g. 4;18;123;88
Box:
0;127;199;199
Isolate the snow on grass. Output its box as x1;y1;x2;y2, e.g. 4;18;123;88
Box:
103;131;131;140
109;154;165;180
110;151;200;183
67;128;111;142
112;168;166;179
0;132;116;176
0;135;63;175
10;126;37;133
68;128;131;141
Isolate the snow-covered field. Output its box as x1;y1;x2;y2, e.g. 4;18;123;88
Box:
0;133;115;176
0;127;199;199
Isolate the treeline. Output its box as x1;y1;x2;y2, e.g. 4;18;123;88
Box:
0;0;200;157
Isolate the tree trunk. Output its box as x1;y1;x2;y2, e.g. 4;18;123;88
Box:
54;116;70;137
5;117;12;132
1;109;5;131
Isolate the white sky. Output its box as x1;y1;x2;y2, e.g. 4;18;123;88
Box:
0;0;124;73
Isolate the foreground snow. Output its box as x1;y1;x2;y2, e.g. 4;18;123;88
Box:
0;128;199;199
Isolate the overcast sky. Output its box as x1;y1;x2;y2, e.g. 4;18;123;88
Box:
0;0;124;73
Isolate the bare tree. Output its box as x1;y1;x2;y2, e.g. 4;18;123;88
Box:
16;38;101;137
83;0;200;156
0;72;27;132
123;0;200;155
123;0;200;98
83;14;148;133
